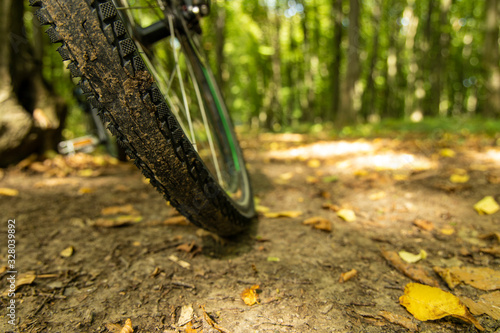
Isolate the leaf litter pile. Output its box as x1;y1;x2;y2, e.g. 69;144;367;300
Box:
0;132;499;332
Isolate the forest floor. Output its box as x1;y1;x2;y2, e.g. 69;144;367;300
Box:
0;131;499;333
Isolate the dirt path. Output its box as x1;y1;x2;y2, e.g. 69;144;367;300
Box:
0;133;499;332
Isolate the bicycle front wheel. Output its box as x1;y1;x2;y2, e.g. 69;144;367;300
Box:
30;0;255;236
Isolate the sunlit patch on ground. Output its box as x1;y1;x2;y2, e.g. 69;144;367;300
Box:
266;140;376;159
467;148;500;165
336;152;436;171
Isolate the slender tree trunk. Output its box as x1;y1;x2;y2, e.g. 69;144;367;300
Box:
483;0;500;116
337;0;361;126
264;9;282;129
330;0;343;121
361;1;381;119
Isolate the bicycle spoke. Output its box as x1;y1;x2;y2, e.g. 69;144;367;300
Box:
167;15;197;151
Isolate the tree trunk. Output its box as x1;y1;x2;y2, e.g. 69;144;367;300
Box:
483;0;500;116
337;0;361;126
0;0;67;167
329;0;343;121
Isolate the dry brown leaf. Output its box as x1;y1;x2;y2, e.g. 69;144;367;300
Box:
480;246;500;257
0;266;7;274
241;285;260;306
177;241;197;253
201;305;232;333
303;216;332;232
413;218;434;231
177;305;194;326
460;293;500;320
479;232;500;242
433;266;500;291
0;188;19;196
339;269;357;283
162;215;190;225
94;215;143;227
101;204;139;216
322;203;340;211
381;249;439;287
378;310;418;332
119;318;133;333
263;211;303;218
2;272;36;296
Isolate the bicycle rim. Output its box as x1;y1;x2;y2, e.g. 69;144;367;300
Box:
113;0;251;210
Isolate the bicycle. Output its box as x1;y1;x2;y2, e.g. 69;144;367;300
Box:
29;0;256;236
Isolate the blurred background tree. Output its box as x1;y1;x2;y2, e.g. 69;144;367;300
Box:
0;0;498;165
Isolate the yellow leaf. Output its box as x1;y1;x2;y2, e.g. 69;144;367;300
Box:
307;159;321;168
306;176;319;184
241;285;260;306
399;283;484;331
0;188;19;196
353;169;368;177
440;226;455;235
2;272;36;296
256;205;270;214
440;148;456;158
78;187;94;194
77;169;94;177
60;246;74;257
337;209;356;222
450;174;469;183
263;211;303;218
94;215;143;227
279;172;294;180
369;191;386;201
267;256;280;262
399;250;427;263
473;196;499;215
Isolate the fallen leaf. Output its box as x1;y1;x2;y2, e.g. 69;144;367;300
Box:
162;215;190;225
322;203;340;211
0;266;7;274
473;196;499;215
177;304;194;326
119;318;133;333
378;310;418;332
267;256;280;262
279;172;294;181
263;211;303;218
439;148;456;158
168;255;191;269
354;169;368;177
78;187;94;194
241;285;260;306
339;269;357;283
450;174;469;183
460;292;500;320
177;241;197;253
306;176;319;184
201;305;231;333
337;209;356;222
433;266;500;291
0;188;19;196
399;283;483;331
2;272;36;296
256;205;270;214
307;159;321;168
440;226;455;235
77;169;95;177
60;246;74;257
479;232;500;242
413;218;434;231
101;204;139;216
369;191;386;201
399;250;427;264
303;216;332;232
381;249;439;287
94;215;143;227
184;322;198;333
479;246;500;257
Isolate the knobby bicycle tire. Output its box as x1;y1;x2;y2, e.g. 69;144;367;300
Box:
30;0;256;236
